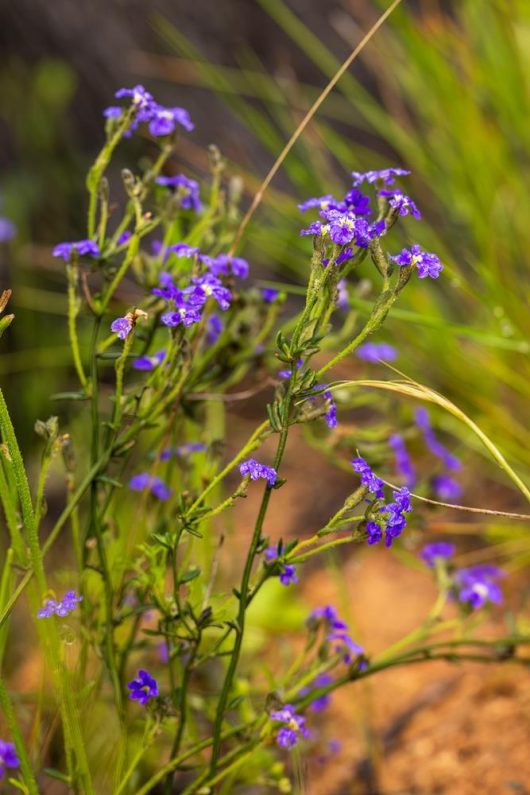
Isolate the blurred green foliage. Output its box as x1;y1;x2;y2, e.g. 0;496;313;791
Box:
153;0;530;486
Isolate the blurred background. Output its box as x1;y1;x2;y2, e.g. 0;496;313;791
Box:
1;1;530;792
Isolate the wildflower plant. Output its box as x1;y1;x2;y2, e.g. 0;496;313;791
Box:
0;81;529;795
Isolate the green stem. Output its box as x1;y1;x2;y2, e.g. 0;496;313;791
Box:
0;678;39;795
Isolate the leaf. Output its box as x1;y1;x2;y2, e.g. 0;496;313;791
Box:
178;567;201;584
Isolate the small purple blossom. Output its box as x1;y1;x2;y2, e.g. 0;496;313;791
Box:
116;230;132;246
160;443;207;461
156;174;201;211
0;740;20;780
420;542;455;568
352;167;411;187
351;457;385;498
344;188;372;215
298;194;338;212
111;316;133;340
188;274;232;311
270;705;310;749
391;244;443;279
432;474;462;501
103;106;123;119
132;351;166;371
0;218;16;242
455;565;504;609
356;342;397;362
52;239;100;262
264;548;299;586
127;669;158;705
299;673;333;712
389;434;416;488
239;458;278;486
379;190;421;220
148;106;194;137
37;590;83;619
164;243;200;261
310;606;363;663
337;279;349;309
129;473;172;501
206;314;224;344
200;253;249;279
262;287;279;303
415;408;461;471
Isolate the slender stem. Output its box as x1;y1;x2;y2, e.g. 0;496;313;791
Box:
0;678;39;795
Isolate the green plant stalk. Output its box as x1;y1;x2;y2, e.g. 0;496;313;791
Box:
208;367;296;775
0;677;39;795
66;263;88;390
0;459;26;562
316;287;399;378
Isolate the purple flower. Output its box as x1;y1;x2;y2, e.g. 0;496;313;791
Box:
420;542;455;568
389;434;416;488
132;350;166;371
312;385;338;429
455;565;504;609
352;167;410;187
156;174;201;211
432;474;462;501
391;244;443;279
0;740;20;780
158;641;170;664
148;106;194;137
129;473;172;501
270;705;310;749
188;274;232;311
337;279;349;310
264;548;298;586
278;359;303;380
206;314;224;344
310;606;363;663
0;218;16;242
164;243;200;261
298;194;338;212
160;443;207;461
319;209;376;247
262;287;279;303
356;342;397;362
127;669;159;705
415;408;461;471
116;230;132;246
343;188;372;215
52;239;100;262
103;106;123;119
351;457;385;498
380;487;412;547
37;590;83;619
200;253;249;280
379;190;421;220
299;673;333;712
239;458;277;486
111;316;133;340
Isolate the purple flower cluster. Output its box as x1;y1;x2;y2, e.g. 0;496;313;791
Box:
239;458;278;486
432;474;462;501
379;190;421;219
156;174;202;212
129;472;172;501
53;239;100;262
264;547;298;586
127;669;159;705
301;209;382;248
420;541;455;568
455;565;504;609
356;342;397;362
270;704;310;749
37;590;83;619
0;740;19;780
389;434;416;488
132;350;166;371
366;487;412;548
311;384;338;429
105;85;194;138
391;244;443;279
310;605;364;663
154;271;231;329
262;287;279;303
